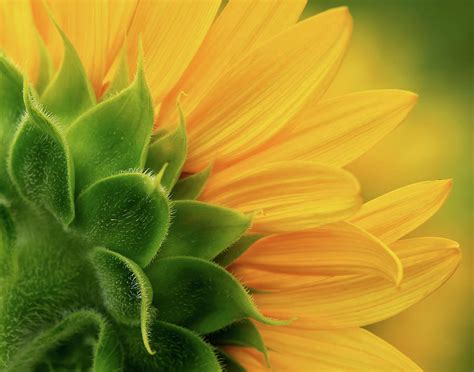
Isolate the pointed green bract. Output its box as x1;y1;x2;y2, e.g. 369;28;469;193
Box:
5;310;123;372
121;320;221;371
146;112;187;191
171;164;212;200
158;200;250;260
74;173;170;267
209;319;269;365
0;53;23;196
8;87;75;225
90;247;155;354
40;23;95;125
67;60;154;192
214;234;264;267
146;257;285;334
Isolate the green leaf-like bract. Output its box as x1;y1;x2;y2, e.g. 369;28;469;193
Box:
120;320;221;372
214;234;264;267
146;112;187;191
40;23;95;125
8;86;75;225
74;173;170;267
90;247;155;354
146;256;285;334
171;164;212;200
158;200;251;260
67;61;154;193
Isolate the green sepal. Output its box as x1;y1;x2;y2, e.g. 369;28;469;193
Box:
208;319;269;366
67;57;154;192
90;247;155;355
171;164;212;200
216;350;246;372
73;173;170;267
158;200;250;260
40;20;95;125
120;320;221;372
146;257;286;334
146;112;187;191
35;34;54;95
214;234;264;267
5;310;123;372
0;204;15;277
103;41;129;99
0;53;24;196
8;85;75;225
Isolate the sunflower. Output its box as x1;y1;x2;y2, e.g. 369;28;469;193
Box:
0;0;460;371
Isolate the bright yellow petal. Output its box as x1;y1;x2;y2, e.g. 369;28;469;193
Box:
0;0;41;81
33;0;138;94
253;237;460;329
200;161;362;233
127;0;220;109
350;180;452;244
157;0;307;129
182;7;352;172
227;326;421;371
233;222;403;284
223;90;418;171
231;266;327;291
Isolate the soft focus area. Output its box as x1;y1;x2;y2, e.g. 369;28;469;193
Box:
305;1;472;370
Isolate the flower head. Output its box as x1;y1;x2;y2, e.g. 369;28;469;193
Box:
0;1;460;371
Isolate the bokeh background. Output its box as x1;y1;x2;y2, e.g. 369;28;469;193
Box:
304;1;472;370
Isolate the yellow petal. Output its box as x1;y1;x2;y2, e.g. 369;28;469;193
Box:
200;161;362;233
183;7;353;172
230;266;327;291
157;0;307;129
224;89;418;170
254;237;460;329
0;0;41;81
127;0;220;108
350;180;452;244
234;222;402;284
227;326;421;371
34;0;138;94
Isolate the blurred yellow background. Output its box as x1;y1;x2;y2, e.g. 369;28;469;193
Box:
305;1;473;370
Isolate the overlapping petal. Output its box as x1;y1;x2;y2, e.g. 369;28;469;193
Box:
201;161;362;233
157;0;307;129
350;180;452;244
0;0;42;81
182;7;353;172
253;237;460;329
233;222;402;284
127;0;221;108
223;89;418;170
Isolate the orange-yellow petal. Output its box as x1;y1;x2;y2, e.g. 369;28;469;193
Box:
33;0;138;94
253;237;460;329
200;161;362;233
157;0;307;129
224;89;418;170
127;0;220;108
0;0;41;81
233;222;402;284
350;180;452;244
227;326;421;371
182;7;353;172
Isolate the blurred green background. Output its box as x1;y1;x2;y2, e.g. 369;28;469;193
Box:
304;1;472;370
